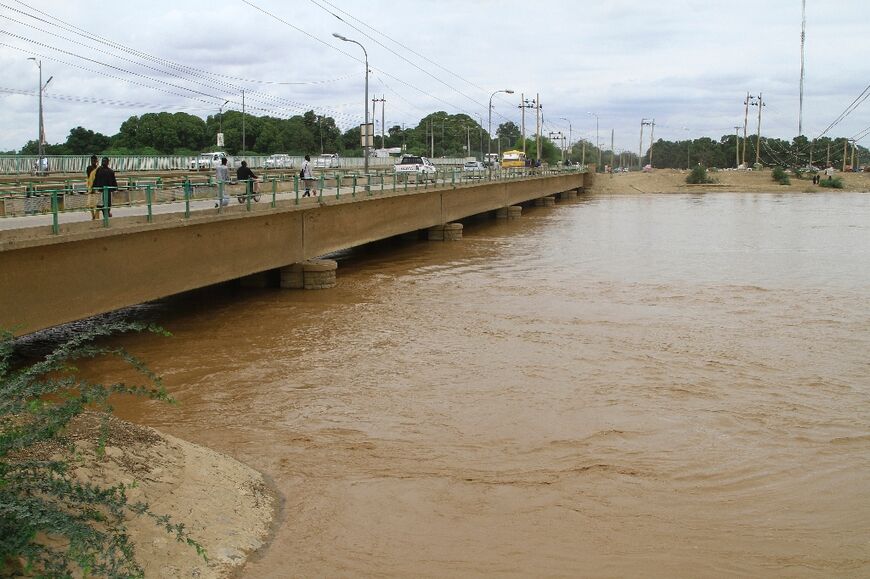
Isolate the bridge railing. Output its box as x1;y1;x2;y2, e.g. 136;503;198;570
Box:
0;165;586;234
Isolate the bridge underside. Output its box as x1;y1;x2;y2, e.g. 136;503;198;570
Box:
1;174;589;336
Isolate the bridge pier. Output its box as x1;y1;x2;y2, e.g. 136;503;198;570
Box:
427;222;463;241
560;189;577;199
279;259;337;290
534;196;556;207
495;205;523;219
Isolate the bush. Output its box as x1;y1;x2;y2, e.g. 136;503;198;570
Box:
686;165;716;184
0;321;204;577
820;176;844;189
771;166;790;185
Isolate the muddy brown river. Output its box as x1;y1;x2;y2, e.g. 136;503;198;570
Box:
45;192;870;576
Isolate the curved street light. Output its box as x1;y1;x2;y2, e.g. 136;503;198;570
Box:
333;33;370;174
488;89;514;176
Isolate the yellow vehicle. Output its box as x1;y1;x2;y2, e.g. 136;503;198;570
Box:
501;149;526;169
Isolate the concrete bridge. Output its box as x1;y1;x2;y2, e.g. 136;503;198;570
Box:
0;172;591;336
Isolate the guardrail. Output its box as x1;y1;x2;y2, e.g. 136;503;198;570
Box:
0;155;476;175
0;166;587;235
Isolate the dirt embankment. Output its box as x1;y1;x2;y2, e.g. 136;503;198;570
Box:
25;413;276;579
588;168;870;195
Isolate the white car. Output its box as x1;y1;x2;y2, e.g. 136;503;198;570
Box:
265;154;293;169
394;155;437;178
314;153;340;168
462;160;485;178
190;152;232;170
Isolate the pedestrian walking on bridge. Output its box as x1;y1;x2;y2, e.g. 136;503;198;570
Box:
301;154;316;197
92;156;117;218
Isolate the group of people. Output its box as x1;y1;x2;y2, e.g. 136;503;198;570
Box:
213;154;318;206
85;155;117;219
83;153;321;220
811;165;836;185
215;157;260;207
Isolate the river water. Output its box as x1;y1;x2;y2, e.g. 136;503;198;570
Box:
72;192;869;576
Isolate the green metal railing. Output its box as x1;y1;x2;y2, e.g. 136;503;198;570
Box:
0;166;587;235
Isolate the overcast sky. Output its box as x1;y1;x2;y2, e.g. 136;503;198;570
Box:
1;0;868;153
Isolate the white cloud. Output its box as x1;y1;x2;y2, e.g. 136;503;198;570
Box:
0;0;867;152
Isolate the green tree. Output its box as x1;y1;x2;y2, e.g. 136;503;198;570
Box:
64;127;111;155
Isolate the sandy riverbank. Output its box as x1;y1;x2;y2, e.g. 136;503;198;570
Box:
588;167;870;195
33;413;276;579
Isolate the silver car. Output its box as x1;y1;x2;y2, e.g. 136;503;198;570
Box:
462;160;485;178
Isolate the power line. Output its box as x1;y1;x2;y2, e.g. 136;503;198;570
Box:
815;82;870;139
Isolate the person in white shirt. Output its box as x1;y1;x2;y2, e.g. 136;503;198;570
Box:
215;157;229;207
301;154;316;197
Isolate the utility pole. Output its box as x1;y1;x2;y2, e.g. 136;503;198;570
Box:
430;119;434;158
752;93;765;166
241;89;246;153
850;139;856;171
27;58;52;171
582;139;586;166
371;96;386;149
549;131;565;164
826;142;831;166
734;126;741;168
639;118;652;169
519;96;536;155
610;128;615;171
798;0;807;136
466;125;471;158
535;93;542;163
742;92;755;167
842;139;848;172
648;119;656;167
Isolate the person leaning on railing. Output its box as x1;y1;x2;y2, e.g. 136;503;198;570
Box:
91;156;117;218
236;161;258;198
86;154;98;220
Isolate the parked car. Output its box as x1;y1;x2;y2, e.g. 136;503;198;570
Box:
265;154;293;169
190;151;233;171
462;160;486;178
314;153;340;168
394;155;437;179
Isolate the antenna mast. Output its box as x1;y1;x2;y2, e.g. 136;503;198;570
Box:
798;0;807;136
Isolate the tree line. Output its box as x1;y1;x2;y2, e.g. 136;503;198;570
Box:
5;109;866;169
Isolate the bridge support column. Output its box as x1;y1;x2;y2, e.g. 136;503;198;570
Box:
427;222;463;241
534;196;556;207
560;189;577;199
280;259;337;290
495;205;523;219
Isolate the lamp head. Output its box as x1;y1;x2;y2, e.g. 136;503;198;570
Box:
333;33;348;41
504;89;514;94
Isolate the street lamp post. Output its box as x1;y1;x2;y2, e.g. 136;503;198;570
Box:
218;99;229;146
333;33;370;175
27;58;52;172
560;117;572;162
587;111;599;172
488;88;514;176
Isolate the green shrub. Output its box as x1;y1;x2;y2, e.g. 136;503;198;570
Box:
686;165;715;184
0;321;204;577
771;166;790;185
793;167;804;179
820;176;844;189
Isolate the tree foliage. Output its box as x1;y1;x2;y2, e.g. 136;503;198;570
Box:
0;322;204;577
